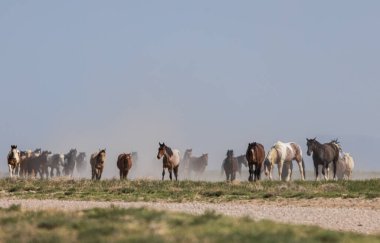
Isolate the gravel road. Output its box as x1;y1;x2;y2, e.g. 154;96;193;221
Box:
0;198;379;235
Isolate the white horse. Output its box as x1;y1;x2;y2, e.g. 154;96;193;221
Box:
157;143;180;181
264;141;306;181
7;145;20;178
336;153;354;180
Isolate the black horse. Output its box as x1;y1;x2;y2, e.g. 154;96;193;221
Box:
306;138;340;180
64;149;77;177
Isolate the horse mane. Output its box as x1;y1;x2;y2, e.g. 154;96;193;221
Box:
165;146;173;157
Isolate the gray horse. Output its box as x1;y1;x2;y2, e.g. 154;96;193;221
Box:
306;138;340;180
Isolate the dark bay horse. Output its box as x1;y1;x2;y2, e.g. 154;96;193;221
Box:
245;142;265;182
90;149;106;180
222;150;238;181
306;138;340;180
157;143;180;181
64;149;77;177
117;153;133;180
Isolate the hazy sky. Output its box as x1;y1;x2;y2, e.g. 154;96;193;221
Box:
1;1;379;175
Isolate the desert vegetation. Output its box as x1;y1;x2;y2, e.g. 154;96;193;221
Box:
1;179;379;202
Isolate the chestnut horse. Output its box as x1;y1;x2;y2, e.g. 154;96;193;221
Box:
157;143;180;181
90;149;106;180
117;153;133;180
245;142;265;181
222;150;238;181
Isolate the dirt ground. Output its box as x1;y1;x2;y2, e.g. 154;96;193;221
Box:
0;197;379;235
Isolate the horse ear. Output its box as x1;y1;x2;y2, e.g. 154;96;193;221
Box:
313;137;317;140
159;142;162;146
162;143;165;146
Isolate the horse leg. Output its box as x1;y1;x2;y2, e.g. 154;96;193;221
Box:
286;162;292;182
174;166;179;181
314;162;319;181
120;170;123;180
169;169;173;181
8;164;13;178
248;164;253;182
255;164;261;181
322;163;328;181
333;160;337;180
162;169;165;181
97;169;102;180
296;160;304;181
16;164;20;177
256;164;260;181
278;161;284;181
268;164;273;180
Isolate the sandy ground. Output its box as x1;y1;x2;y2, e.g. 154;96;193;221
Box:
0;198;379;235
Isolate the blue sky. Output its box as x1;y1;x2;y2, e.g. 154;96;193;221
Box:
1;1;379;175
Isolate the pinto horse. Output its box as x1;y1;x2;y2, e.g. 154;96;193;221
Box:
90;149;106;180
7;145;20;178
264;141;306;181
222;150;238;181
245;142;265;182
157;143;180;181
306;138;340;181
117;153;133;180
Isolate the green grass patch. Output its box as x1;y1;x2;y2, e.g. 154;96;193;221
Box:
0;206;378;242
0;178;379;202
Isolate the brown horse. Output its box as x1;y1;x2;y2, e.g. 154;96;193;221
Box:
117;153;133;180
245;142;265;182
182;149;208;178
24;150;50;179
90;149;106;180
222;150;238;181
19;150;32;178
157;143;180;181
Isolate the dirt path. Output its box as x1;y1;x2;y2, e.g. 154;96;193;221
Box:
0;198;379;235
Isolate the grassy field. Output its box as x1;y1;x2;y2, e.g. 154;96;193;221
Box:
0;205;378;243
0;178;379;202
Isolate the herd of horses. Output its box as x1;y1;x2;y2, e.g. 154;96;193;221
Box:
6;138;355;182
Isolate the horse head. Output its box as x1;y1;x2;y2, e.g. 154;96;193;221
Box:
157;142;168;159
226;150;234;158
306;137;317;156
97;149;106;163
9;145;19;160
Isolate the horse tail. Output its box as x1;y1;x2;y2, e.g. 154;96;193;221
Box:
302;158;306;179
